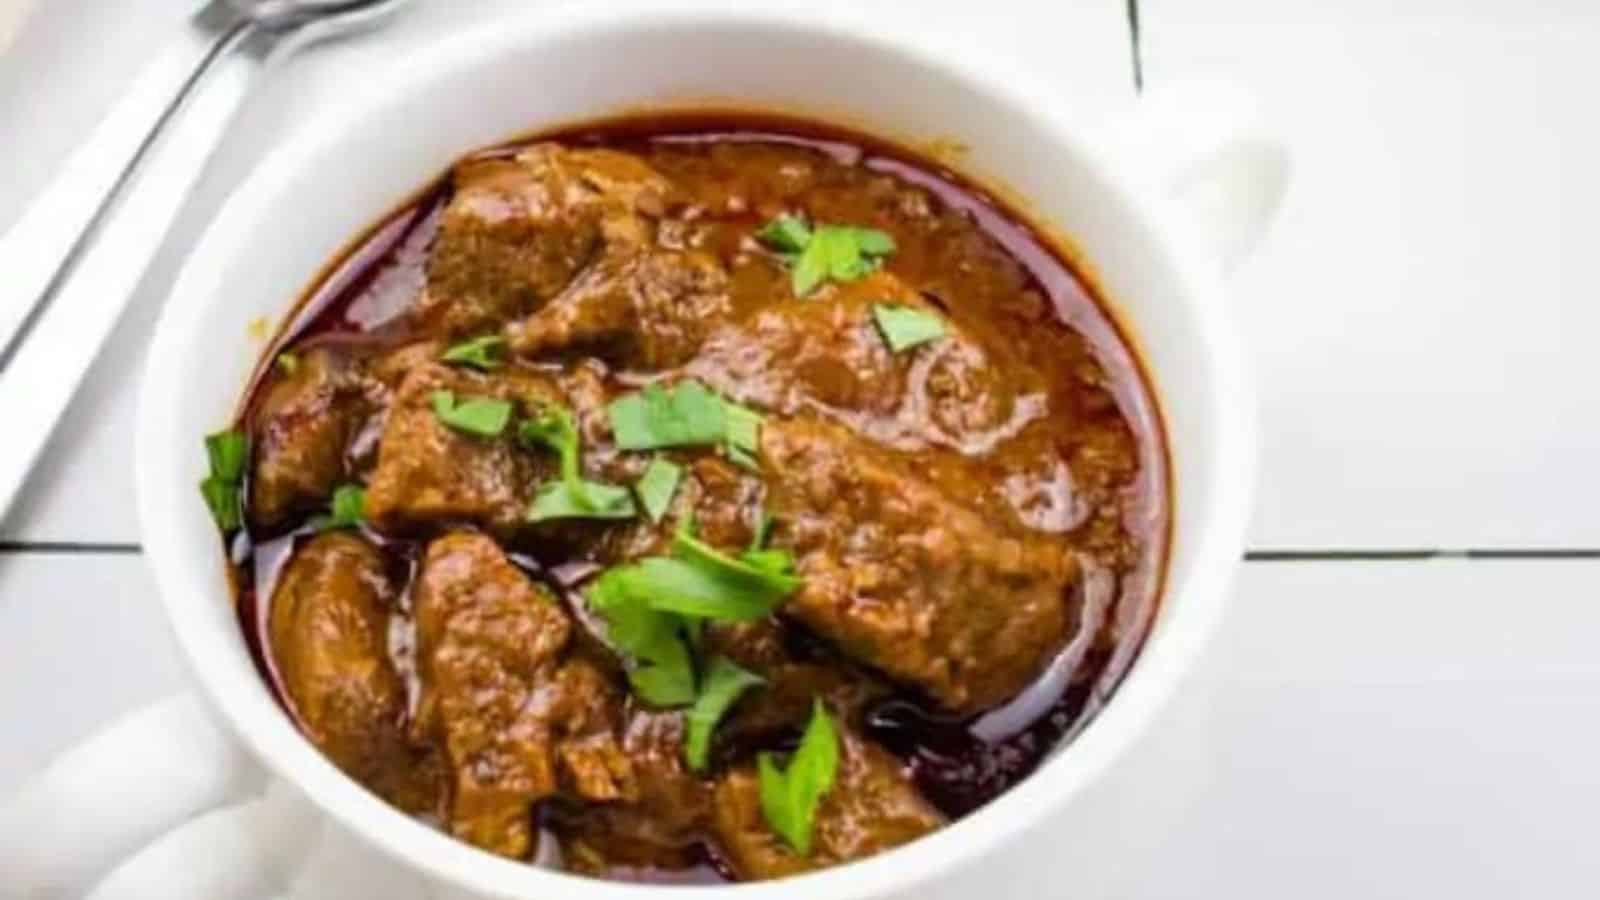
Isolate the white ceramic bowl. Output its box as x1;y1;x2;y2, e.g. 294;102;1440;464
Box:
7;4;1285;898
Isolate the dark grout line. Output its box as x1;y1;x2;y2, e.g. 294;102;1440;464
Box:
1246;549;1600;562
1245;549;1443;562
1464;548;1600;560
0;541;142;555
1126;0;1144;92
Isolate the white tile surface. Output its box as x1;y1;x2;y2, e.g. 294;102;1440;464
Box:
1143;1;1600;548
0;0;1134;545
0;553;184;797
1125;557;1600;899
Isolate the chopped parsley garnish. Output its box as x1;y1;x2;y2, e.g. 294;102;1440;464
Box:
739;512;794;578
627;628;698;706
721;401;763;470
606;556;771;622
749;511;775;553
607;380;766;467
685;656;764;772
609;381;727;450
585;520;801;707
205;430;248;483
671;526;799;605
529;480;635;521
758;700;840;855
274;352;300;376
309;483;366;531
588;567;698;706
595;522;800;625
440;334;507;371
755;215;813;254
756;215;897;297
198;429;248;531
429;390;512;438
871;304;948;352
519;406;636;521
635;456;683;523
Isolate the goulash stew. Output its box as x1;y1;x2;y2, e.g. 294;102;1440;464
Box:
197;115;1169;883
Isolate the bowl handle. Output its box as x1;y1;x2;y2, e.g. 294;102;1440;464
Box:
84;784;438;900
0;692;264;899
1103;78;1290;274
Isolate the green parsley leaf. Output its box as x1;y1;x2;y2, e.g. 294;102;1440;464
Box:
872;304;948;353
822;228;872;280
722;401;763;467
199;476;241;531
791;236;831;297
588;569;698;706
725;445;759;471
767;219;897;297
738;513;793;576
625;556;785;621
331;483;365;523
738;548;796;578
440;334;508;371
204;430;248;484
275;352;300;376
200;429;248;531
518;407;582;482
529;480;636;521
519;406;636;521
584;522;799;639
626;626;698;706
309;483;366;531
758;700;840;856
673;527;800;597
609;382;728;450
685;656;765;772
683;614;706;650
756;215;813;255
749;512;775;552
608;381;765;467
430;390;512;438
589;567;675;649
584;520;803;705
635;456;683;523
850;227;897;256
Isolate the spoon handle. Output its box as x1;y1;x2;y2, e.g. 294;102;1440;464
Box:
0;16;263;520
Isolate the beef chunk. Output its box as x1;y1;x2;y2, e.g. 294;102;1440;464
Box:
761;419;1077;712
505;246;731;369
249;348;372;529
685;272;1048;453
367;338;445;390
268;532;441;814
710;728;943;880
615;710;710;840
704;620;889;747
364;363;563;535
416;145;674;337
413;532;634;858
600;454;763;564
554;709;715;874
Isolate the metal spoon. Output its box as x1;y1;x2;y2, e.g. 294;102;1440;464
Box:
0;0;413;522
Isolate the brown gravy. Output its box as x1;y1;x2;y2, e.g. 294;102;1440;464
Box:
224;113;1170;882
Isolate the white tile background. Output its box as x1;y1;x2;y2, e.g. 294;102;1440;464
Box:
2;0;1597;897
1143;0;1600;549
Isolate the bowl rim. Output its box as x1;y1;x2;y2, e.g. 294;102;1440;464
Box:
136;3;1256;898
